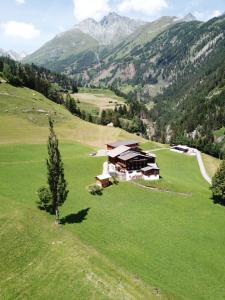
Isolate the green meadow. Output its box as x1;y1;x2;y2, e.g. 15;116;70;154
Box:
1;83;225;299
1;143;225;299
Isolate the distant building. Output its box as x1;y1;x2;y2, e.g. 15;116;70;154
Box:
107;122;114;127
170;145;196;155
171;145;189;153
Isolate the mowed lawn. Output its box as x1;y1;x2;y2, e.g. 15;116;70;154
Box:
72;88;125;115
0;143;225;299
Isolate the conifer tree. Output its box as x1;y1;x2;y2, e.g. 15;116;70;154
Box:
211;159;225;205
47;117;69;222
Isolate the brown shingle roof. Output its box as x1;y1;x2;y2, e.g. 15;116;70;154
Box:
118;151;147;161
107;140;138;148
108;145;130;158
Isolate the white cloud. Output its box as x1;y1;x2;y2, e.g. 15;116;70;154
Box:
16;0;26;4
210;10;222;18
117;0;168;16
1;21;40;39
194;9;222;21
73;0;110;22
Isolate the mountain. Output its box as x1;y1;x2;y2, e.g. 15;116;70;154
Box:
24;12;145;73
23;12;225;156
78;14;225;157
181;13;197;22
0;48;27;61
76;15;201;88
24;28;99;73
76;12;145;45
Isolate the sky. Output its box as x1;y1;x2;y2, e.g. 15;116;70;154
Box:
0;0;225;54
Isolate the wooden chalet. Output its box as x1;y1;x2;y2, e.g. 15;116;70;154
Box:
107;141;157;173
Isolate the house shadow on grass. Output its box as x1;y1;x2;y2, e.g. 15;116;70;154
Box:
61;208;90;225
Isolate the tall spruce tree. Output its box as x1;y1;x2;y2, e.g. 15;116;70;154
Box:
47;118;68;222
211;159;225;205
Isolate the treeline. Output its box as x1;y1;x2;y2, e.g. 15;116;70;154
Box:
0;56;78;104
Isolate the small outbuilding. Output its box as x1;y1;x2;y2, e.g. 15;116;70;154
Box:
95;174;111;188
141;164;160;180
171;145;189;153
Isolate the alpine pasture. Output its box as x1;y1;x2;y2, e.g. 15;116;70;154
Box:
0;83;225;299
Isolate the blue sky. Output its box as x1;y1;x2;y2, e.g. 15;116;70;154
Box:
0;0;225;53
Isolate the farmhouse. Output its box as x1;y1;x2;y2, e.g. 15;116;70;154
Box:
106;140;160;181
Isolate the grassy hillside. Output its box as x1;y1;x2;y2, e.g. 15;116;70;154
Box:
1;83;224;299
72;88;125;116
202;153;221;178
0;83;144;147
0;179;161;299
1;142;225;299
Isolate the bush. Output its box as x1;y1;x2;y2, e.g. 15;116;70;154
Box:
37;186;52;211
88;184;103;196
112;176;119;185
211;160;225;205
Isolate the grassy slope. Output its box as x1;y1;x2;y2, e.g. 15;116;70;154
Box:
1;144;225;300
72;88;125;115
0;193;162;300
202;153;221;178
1;84;224;299
0;83;144;147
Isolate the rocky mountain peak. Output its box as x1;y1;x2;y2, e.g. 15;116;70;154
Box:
76;12;145;45
100;12;124;26
182;13;197;22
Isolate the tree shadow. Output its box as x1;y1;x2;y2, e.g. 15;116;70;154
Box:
61;208;90;225
37;204;54;215
212;195;225;206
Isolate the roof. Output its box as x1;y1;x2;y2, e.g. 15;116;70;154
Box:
172;145;189;150
142;164;160;172
107;140;139;148
96;174;111;180
144;151;156;158
118;150;146;161
108;145;130;158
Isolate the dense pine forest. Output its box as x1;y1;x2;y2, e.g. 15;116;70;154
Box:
0;56;78;105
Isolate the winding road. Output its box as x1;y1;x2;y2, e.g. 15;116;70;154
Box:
150;147;212;185
195;149;212;185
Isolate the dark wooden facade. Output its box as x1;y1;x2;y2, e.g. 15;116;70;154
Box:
109;152;155;172
141;167;159;177
96;177;111;188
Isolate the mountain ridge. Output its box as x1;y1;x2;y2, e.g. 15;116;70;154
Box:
76;12;146;45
